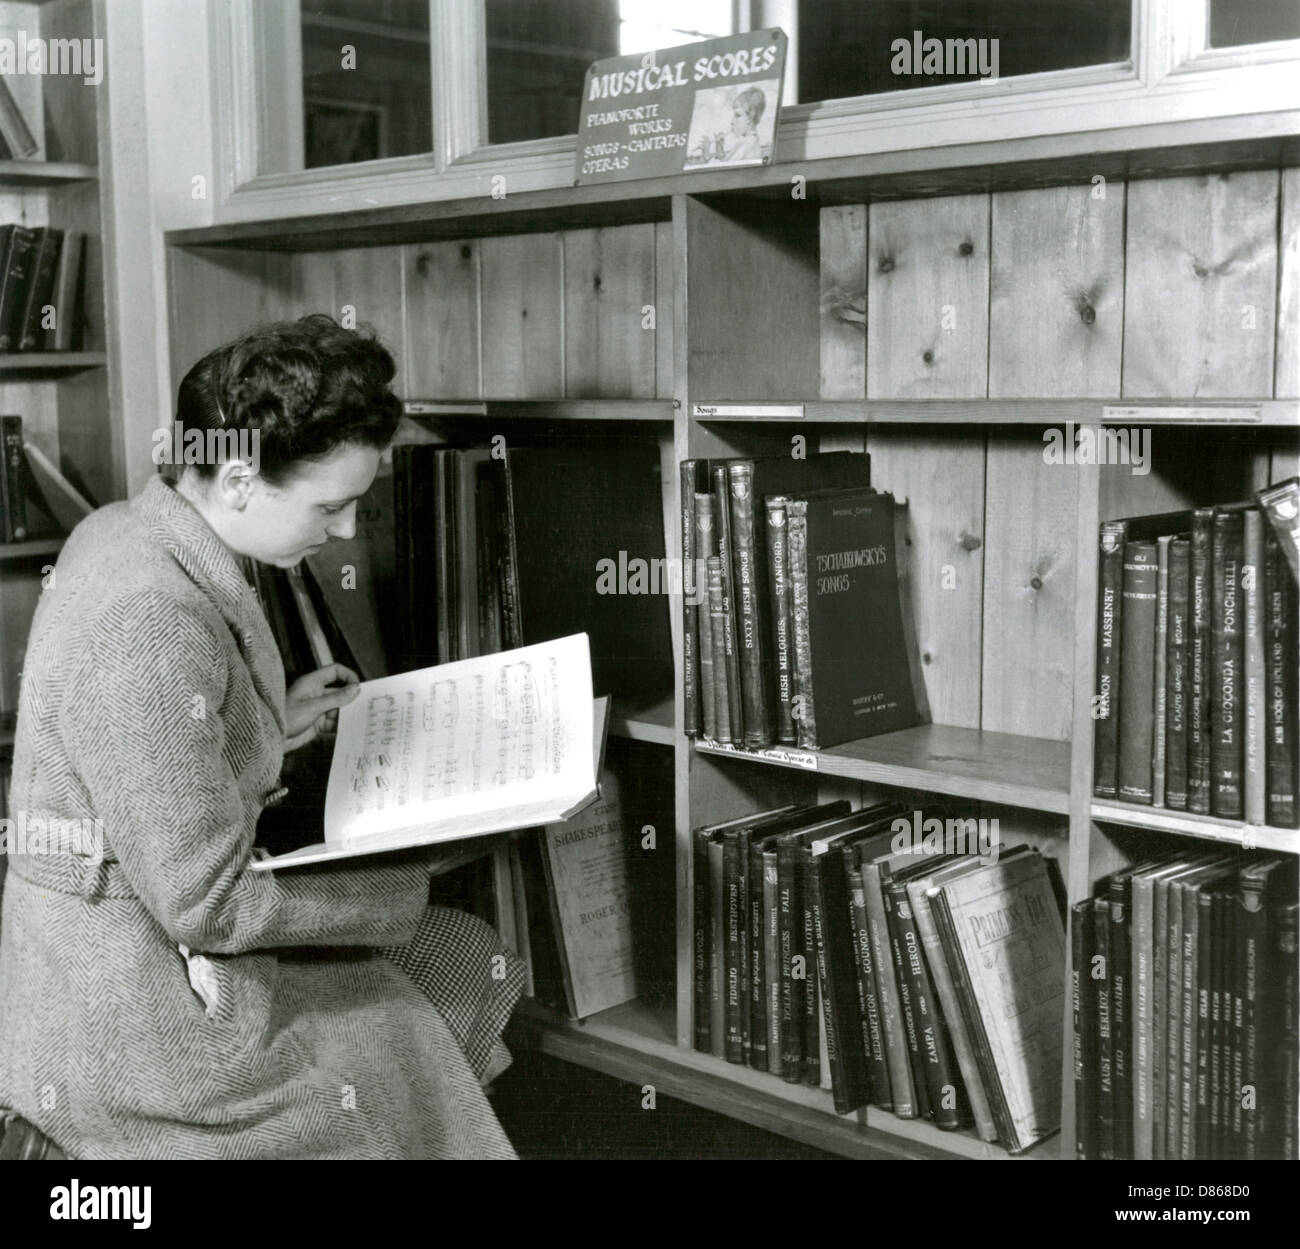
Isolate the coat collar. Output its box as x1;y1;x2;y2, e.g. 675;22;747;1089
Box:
132;475;286;729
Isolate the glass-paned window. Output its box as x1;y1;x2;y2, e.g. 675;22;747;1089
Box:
300;0;432;168
1208;0;1300;48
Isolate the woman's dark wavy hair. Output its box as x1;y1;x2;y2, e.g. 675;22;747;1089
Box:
174;314;402;486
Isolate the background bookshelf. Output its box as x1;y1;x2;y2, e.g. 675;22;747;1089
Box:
163;116;1298;1160
0;0;113;736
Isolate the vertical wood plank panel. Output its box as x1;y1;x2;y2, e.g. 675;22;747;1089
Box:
403;240;481;398
989;184;1124;397
981;435;1077;741
820;204;868;398
1122;171;1278;398
480;232;563;398
867;430;985;729
867;194;989;398
1276;168;1300;398
563;225;657;398
296;246;406;389
655;219;675;399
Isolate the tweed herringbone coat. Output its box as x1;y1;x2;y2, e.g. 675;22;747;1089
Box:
0;475;522;1159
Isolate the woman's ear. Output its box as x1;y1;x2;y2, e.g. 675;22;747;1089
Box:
213;456;259;511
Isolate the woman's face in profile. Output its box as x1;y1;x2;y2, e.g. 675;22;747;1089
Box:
233;441;381;569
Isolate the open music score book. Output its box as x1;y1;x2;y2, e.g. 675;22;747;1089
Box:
252;633;609;871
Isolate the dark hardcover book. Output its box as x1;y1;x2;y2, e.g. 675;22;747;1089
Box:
785;498;817;748
0;414;29;543
0;225;38;353
1188;509;1215;813
727;462;771;746
888;864;967;1130
764;496;796;744
1072;899;1097;1159
1264;530;1298;828
797;842;821;1086
1093;894;1114;1158
505;445;672;698
705;557;732;742
788;488;926;750
1186;869;1231;1159
681;461;702;737
434;450;455;662
1210;509;1245;818
1196;883;1221;1160
709;836;726;1059
1238;856;1298;1159
1243;510;1266;825
1227;879;1245;1158
1256;477;1299;585
846;855;889;1110
722;828;747;1063
1166;538;1190;809
1108;871;1133;1159
0;79;38;158
45;230;85;352
881;861;934;1123
1153;536;1171;806
694;493;717;739
16;227;62;352
1118;541;1159;803
692;826;711;1051
776;831;805;1082
1209;885;1232;1159
711;464;744;739
1276;901;1299;1161
1094;522;1127;798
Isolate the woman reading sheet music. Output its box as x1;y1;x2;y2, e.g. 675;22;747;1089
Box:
0;315;523;1160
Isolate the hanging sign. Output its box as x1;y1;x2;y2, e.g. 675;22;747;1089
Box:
574;28;787;186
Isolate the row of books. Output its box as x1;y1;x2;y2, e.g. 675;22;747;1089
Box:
1091;479;1300;828
0;224;86;353
1073;853;1297;1160
680;452;928;751
692;799;1065;1154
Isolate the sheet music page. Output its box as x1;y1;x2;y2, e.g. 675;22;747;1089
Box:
323;633;594;843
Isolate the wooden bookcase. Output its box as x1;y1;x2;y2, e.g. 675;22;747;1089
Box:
163;117;1299;1161
0;0;113;745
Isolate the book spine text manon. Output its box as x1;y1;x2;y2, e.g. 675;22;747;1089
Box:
728;463;772;746
1094;522;1127;798
1118;542;1159;803
1210;510;1245;818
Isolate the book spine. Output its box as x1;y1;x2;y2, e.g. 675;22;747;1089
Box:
1209;889;1228;1159
1162;875;1184;1159
1153;535;1171;806
1277;902;1299;1161
1195;886;1217;1161
847;858;889;1109
1131;872;1155;1159
1097;522;1128;795
711;465;744;742
862;858;915;1116
1118;542;1159;803
1152;872;1171;1160
1180;880;1203;1160
777;838;803;1082
764;497;796;744
809;853;849;1111
680;461;700;737
694;494;717;739
1093;894;1114;1159
1256;477;1300;584
763;849;782;1074
1243;510;1266;825
797;846;820;1086
706;558;732;743
885;876;932;1121
747;838;767;1070
785;498;817;749
1166;538;1190;810
1187;510;1214;814
728;463;772;746
692;829;711;1051
722;830;744;1063
1108;877;1133;1159
708;837;726;1060
1072;899;1096;1158
47;230;84;351
1264;532;1298;827
1211;510;1244;818
0;226;36;354
18;228;61;352
1;415;29;543
1228;890;1245;1158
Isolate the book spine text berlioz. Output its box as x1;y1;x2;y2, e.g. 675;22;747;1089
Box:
785;498;817;750
694;493;717;739
681;461;700;736
706;556;732;743
765;496;797;744
1211;510;1244;818
711;465;744;741
728;463;772;746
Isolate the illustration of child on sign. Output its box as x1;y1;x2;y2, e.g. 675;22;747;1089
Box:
685;81;777;168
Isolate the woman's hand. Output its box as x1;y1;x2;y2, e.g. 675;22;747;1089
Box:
284;663;360;750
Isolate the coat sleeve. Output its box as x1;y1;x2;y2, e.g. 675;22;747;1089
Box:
69;590;429;955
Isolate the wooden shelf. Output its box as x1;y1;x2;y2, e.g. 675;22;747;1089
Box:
0;159;97;187
512;997;1059;1160
1092;800;1300;854
690;399;1300;427
609;691;674;746
405;399;674;423
695;724;1071;815
0;352;107;377
0;537;62;561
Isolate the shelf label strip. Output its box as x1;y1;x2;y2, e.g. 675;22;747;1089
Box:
1102;405;1262;424
692;403;805;420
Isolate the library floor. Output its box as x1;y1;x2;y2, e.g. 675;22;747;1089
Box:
488;1047;837;1160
